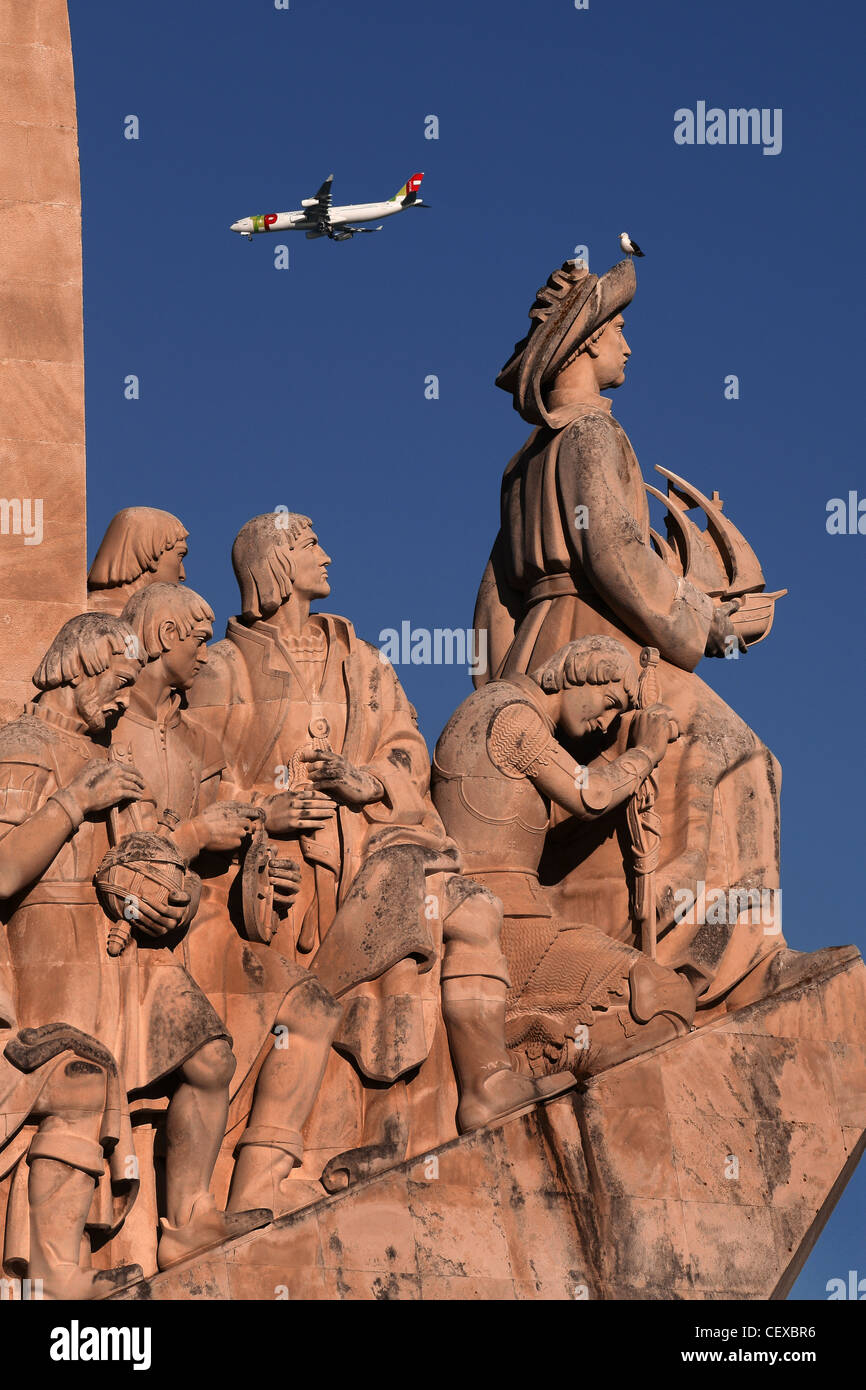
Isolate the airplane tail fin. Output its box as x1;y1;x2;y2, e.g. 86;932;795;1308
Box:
393;172;424;205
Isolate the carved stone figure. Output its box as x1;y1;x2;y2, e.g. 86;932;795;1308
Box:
115;582;343;1218
186;512;572;1195
433;636;696;1075
87;508;189;616
474;258;793;1013
0;613;268;1292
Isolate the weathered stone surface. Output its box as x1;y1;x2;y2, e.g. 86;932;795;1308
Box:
109;950;866;1300
0;0;85;722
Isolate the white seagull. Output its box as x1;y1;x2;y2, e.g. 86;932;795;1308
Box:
619;232;645;258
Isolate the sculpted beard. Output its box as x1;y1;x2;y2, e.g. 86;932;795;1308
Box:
77;682;118;733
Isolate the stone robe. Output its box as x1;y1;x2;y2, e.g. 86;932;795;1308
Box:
187;612;460;1175
474;398;784;1005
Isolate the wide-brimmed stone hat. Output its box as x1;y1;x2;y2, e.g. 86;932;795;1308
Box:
496;257;636;425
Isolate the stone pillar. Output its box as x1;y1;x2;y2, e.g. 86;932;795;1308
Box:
0;1;85;721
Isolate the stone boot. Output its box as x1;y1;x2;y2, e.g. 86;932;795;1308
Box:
227;1138;326;1218
442;977;576;1134
157;1193;271;1271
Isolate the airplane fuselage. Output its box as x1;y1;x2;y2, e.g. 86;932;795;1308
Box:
231;200;404;237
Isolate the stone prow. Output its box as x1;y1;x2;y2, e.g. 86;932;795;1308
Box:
109;949;866;1301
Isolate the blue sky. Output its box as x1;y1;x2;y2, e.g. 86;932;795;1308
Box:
68;0;865;1299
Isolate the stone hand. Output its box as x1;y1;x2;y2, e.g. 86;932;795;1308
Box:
705;599;748;658
629;704;677;766
128;889;191;937
269;857;301;908
67;758;146;815
265;786;337;834
193;802;262;852
297;751;383;808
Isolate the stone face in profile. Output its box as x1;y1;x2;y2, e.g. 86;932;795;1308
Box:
87;507;189;616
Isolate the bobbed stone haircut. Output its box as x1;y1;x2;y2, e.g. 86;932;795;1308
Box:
33;612;140;691
87;507;188;589
532;636;639;703
232;512;312;623
120;583;214;661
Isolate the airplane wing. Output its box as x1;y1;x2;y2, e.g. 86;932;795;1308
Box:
304;174;334;225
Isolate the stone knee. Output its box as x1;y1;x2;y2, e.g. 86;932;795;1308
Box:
274;973;343;1044
32;1055;109;1128
236;977;342;1174
441;879;510;986
179;1038;236;1092
30;1057;111;1178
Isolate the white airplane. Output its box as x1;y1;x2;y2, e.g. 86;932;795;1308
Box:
230;172;427;242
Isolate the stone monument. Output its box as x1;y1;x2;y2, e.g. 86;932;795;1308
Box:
0;3;863;1303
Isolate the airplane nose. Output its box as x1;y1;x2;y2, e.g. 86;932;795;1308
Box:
230;221;243;233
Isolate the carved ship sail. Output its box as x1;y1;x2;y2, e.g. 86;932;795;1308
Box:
646;466;786;645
